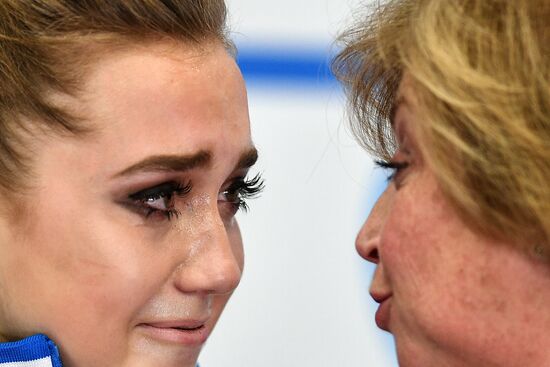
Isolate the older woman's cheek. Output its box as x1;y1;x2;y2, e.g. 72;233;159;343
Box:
377;174;449;332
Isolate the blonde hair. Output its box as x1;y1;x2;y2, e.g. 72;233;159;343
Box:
333;0;550;252
0;0;231;192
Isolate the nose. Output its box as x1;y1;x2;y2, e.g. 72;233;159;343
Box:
173;210;243;296
356;187;394;264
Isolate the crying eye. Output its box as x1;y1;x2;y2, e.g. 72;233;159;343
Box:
143;194;173;210
128;181;192;220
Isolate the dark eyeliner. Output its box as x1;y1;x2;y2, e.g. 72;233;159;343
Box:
128;181;191;220
128;181;190;201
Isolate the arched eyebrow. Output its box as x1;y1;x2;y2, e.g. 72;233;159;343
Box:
113;150;212;178
236;147;258;170
113;147;258;178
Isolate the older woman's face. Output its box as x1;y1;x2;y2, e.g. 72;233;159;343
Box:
0;42;256;367
356;77;550;366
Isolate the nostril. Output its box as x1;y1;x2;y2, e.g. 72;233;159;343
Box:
356;234;381;264
366;248;379;264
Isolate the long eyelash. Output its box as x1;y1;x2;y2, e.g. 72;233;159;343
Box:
231;173;265;212
375;160;408;181
143;206;182;221
159;208;180;221
172;182;192;198
241;173;266;197
159;182;192;220
129;181;191;200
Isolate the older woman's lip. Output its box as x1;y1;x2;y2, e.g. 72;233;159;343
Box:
370;291;391;304
374;297;392;331
137;321;210;345
371;292;392;331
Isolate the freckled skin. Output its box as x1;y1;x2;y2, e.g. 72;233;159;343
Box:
0;42;251;367
356;76;550;367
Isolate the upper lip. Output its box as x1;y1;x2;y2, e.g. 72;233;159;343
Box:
370;292;392;304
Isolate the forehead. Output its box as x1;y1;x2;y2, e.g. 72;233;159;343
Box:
84;42;233;96
66;41;251;175
82;41;246;125
392;74;425;133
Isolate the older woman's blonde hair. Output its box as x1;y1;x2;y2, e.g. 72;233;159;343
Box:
333;0;550;255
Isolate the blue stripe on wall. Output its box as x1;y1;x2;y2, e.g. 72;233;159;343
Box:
236;48;336;85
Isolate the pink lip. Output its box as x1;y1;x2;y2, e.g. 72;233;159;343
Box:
138;320;210;345
371;292;392;331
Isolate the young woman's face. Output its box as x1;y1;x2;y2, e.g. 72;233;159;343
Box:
356;76;550;366
0;42;258;367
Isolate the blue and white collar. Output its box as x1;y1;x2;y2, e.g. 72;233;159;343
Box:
0;334;62;367
0;334;201;367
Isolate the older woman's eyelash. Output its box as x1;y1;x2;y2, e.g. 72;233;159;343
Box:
128;181;192;220
375;160;409;182
222;173;265;212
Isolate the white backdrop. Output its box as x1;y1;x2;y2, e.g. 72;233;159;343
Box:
200;1;399;366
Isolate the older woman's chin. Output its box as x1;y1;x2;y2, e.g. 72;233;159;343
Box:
392;331;469;367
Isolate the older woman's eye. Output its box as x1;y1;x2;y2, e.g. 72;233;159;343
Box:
375;160;409;182
128;181;191;220
218;173;265;217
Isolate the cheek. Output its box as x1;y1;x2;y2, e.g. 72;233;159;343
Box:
7;204;169;331
382;168;466;275
378;179;524;361
1;212;170;365
380;198;441;292
379;180;468;324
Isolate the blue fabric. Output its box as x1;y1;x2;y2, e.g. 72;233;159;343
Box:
0;334;62;366
0;334;202;367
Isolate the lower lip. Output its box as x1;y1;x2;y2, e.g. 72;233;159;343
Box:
137;324;210;346
375;298;392;331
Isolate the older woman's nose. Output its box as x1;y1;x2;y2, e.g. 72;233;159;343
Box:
356;187;394;264
173;214;242;296
356;223;380;264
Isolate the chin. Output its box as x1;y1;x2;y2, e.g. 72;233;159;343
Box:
121;346;202;367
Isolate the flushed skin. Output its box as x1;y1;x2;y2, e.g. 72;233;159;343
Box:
333;0;550;365
0;42;254;367
356;77;550;367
